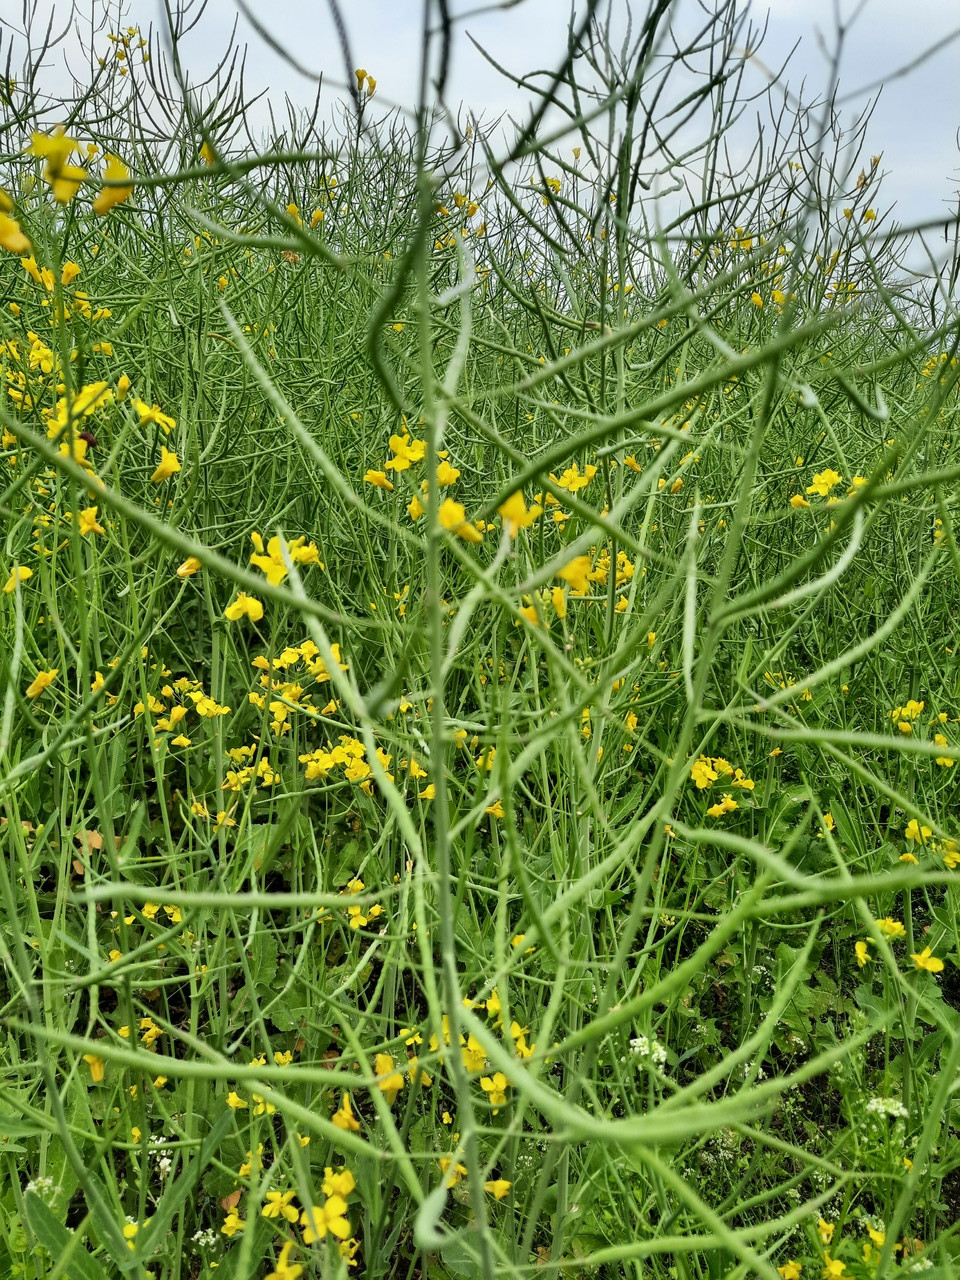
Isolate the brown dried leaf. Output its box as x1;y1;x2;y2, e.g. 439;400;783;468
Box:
74;829;105;852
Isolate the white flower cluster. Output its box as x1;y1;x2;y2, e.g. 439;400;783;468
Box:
24;1176;54;1197
865;1096;908;1119
629;1035;667;1067
192;1228;219;1249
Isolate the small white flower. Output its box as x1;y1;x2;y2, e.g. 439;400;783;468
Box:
866;1096;908;1119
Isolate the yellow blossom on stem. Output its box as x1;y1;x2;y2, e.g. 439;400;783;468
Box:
300;1197;350;1243
875;917;906;938
374;1053;405;1104
806;469;842;497
910;946;944;973
93;154;133;215
556;555;591;594
134;399;176;434
221;1210;245;1237
82;1053;105;1082
150;446;181;482
224;593;264;623
706;793;738;818
821;1251;848;1278
498;490;542;536
265;1242;303;1280
26;668;58;699
177;556;202;578
904;819;932;844
479;1071;509;1112
484;1179;512;1200
690;756;718;789
3;565;32;593
332;1091;361;1132
77;506;105;536
322;1166;356;1198
0;212;31;254
438;497;483;543
261;1189;299;1222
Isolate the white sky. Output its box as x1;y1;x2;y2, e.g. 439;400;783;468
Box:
6;0;960;227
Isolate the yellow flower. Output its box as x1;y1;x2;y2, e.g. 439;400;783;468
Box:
706;793;738;818
498;490;542;536
439;1158;468;1186
910;946;944;973
150;446;181;482
751;291;763;307
200;140;216;165
438;497;483;543
479;1071;509;1112
77;506;105;536
93;154;133;215
0;213;31;254
383;433;427;471
821;1252;847;1278
777;1263;802;1280
364;469;394;491
806;469;842;497
177;556;202;578
436;460;461;486
374;1053;405;1105
485;799;504;818
789;494;810;508
690;756;718;789
556;555;591;595
224;592;264;623
875;917;906;938
553;462;596;492
30;129;88;202
322;1166;356;1198
30;129;78;169
82;1053;105;1082
261;1189;299;1222
817;1217;835;1244
484;1179;512;1200
855;940;870;967
133;399;176;434
226;1091;248;1109
26;668;58;699
248;533;320;585
331;1091;361;1132
265;1241;303;1280
3;565;32;593
300;1196;350;1243
220;1209;245;1237
904;819;932;844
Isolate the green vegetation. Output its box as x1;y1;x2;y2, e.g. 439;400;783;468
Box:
1;2;959;1277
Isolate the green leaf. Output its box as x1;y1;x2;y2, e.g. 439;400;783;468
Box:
23;1193;110;1280
0;1110;44;1138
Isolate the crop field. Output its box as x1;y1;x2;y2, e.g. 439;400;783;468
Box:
1;1;959;1277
